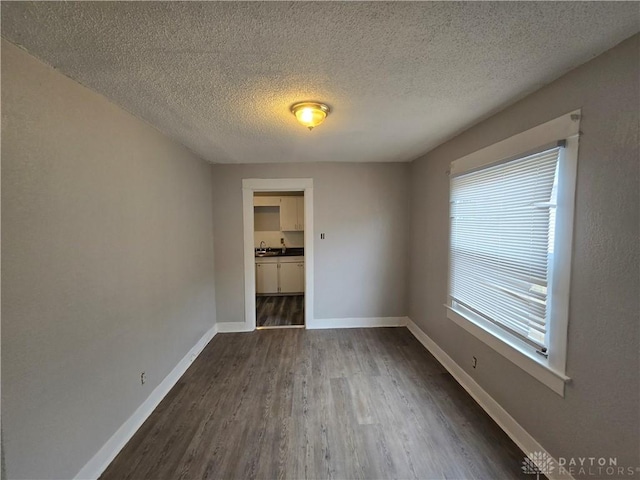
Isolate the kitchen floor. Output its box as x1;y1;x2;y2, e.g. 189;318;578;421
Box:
256;295;304;327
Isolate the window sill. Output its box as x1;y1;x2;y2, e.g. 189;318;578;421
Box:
445;305;570;397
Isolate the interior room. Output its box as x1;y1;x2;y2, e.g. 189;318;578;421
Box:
2;3;638;480
254;192;305;328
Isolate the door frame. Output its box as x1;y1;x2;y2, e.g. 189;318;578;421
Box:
242;178;314;331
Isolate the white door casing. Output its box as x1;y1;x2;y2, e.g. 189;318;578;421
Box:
242;178;314;331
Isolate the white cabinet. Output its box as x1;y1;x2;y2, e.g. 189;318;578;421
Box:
279;197;297;231
254;197;281;207
280;196;304;231
256;262;278;294
279;260;305;293
256;256;304;294
296;197;304;231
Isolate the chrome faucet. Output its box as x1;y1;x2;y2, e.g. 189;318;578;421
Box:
259;241;267;253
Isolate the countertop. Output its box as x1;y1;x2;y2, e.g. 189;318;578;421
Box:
255;247;304;258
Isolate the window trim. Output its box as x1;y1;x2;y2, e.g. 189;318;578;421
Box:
445;307;570;396
446;110;580;397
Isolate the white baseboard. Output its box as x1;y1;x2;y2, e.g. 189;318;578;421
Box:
216;321;253;333
405;318;574;480
307;316;408;329
74;324;218;480
217;317;409;332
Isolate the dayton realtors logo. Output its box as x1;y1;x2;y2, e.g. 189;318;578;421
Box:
522;452;555;479
557;457;639;477
523;452;640;478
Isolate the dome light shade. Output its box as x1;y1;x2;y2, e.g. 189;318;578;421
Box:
291;102;330;130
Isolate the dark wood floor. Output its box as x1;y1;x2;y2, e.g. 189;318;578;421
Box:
257;295;304;327
101;328;530;480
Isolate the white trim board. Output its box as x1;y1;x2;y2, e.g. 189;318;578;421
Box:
445;306;569;396
405;318;574;480
74;325;218;480
307;317;408;329
216;317;408;332
242;178;314;332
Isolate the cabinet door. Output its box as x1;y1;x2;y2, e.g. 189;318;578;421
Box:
296;196;305;231
254;196;281;207
279;197;298;231
256;263;278;294
279;262;303;293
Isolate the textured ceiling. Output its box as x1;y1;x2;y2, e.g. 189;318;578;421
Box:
2;2;638;164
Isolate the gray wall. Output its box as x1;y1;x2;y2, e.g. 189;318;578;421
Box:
409;34;639;469
1;40;217;479
212;163;409;323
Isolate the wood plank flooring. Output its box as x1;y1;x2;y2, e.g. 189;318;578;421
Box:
257;295;304;327
100;328;531;480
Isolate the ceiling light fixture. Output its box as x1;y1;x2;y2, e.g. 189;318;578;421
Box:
290;102;330;131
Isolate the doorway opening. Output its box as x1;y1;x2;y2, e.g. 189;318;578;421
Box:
242;179;314;331
254;191;305;328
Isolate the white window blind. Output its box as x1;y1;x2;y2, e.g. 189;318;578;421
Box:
449;146;561;349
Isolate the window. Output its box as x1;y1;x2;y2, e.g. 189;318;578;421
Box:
446;111;580;396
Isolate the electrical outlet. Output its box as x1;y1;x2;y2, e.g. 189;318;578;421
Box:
472;356;477;369
141;372;146;385
320;233;325;239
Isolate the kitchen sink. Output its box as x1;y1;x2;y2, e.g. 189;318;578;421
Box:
255;251;280;257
